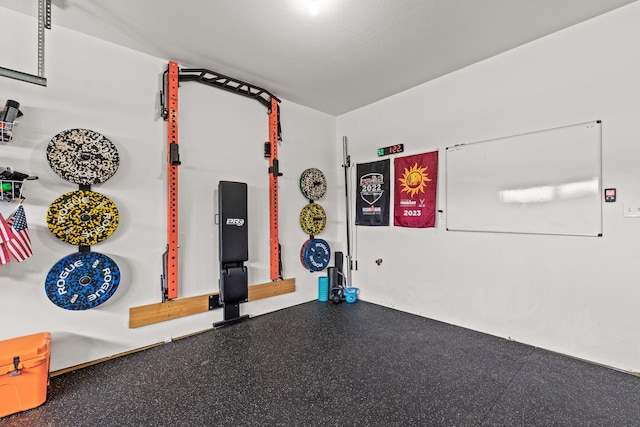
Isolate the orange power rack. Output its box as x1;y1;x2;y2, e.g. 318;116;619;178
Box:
160;62;282;301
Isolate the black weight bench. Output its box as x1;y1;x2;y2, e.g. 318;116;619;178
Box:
213;181;249;328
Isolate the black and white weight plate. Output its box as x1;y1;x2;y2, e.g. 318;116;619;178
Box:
300;168;327;201
299;203;326;236
46;190;119;246
300;238;331;272
45;251;121;310
47;128;119;185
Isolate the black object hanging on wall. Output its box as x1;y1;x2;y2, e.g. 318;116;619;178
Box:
0;100;21;123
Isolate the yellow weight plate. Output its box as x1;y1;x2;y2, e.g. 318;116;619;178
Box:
46;190;119;246
299;202;326;236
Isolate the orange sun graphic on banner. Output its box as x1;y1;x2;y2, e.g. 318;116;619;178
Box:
398;162;431;197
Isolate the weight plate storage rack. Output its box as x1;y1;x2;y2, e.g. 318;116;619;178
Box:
299;168;330;272
44;128;122;310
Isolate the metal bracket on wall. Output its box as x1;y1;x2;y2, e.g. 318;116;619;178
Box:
0;0;50;86
208;294;222;310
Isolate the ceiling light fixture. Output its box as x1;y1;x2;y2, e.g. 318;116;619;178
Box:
308;0;319;16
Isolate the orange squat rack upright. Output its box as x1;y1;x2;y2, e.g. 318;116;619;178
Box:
267;97;282;281
162;61;180;301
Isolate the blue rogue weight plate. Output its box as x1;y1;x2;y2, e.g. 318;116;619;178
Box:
301;238;331;272
45;251;121;310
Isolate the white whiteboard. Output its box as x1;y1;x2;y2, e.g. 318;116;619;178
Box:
446;121;602;236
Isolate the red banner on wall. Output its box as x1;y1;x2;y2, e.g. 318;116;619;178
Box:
394;151;438;228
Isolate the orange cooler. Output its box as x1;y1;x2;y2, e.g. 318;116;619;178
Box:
0;332;51;418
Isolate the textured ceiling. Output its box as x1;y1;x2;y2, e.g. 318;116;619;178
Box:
1;0;637;115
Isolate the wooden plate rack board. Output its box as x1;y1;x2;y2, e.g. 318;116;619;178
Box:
129;278;295;328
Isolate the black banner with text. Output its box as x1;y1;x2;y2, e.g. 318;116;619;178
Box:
355;159;390;226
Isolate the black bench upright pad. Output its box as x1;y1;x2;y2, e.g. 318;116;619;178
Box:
218;181;248;305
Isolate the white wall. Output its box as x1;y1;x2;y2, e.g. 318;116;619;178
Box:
4;2;639;374
0;7;336;371
336;2;640;373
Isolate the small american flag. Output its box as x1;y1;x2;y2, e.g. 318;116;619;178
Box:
7;205;32;262
0;213;13;264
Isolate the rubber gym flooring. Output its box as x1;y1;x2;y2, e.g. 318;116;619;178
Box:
2;300;639;426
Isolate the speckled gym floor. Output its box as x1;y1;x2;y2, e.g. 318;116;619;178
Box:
1;301;639;426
